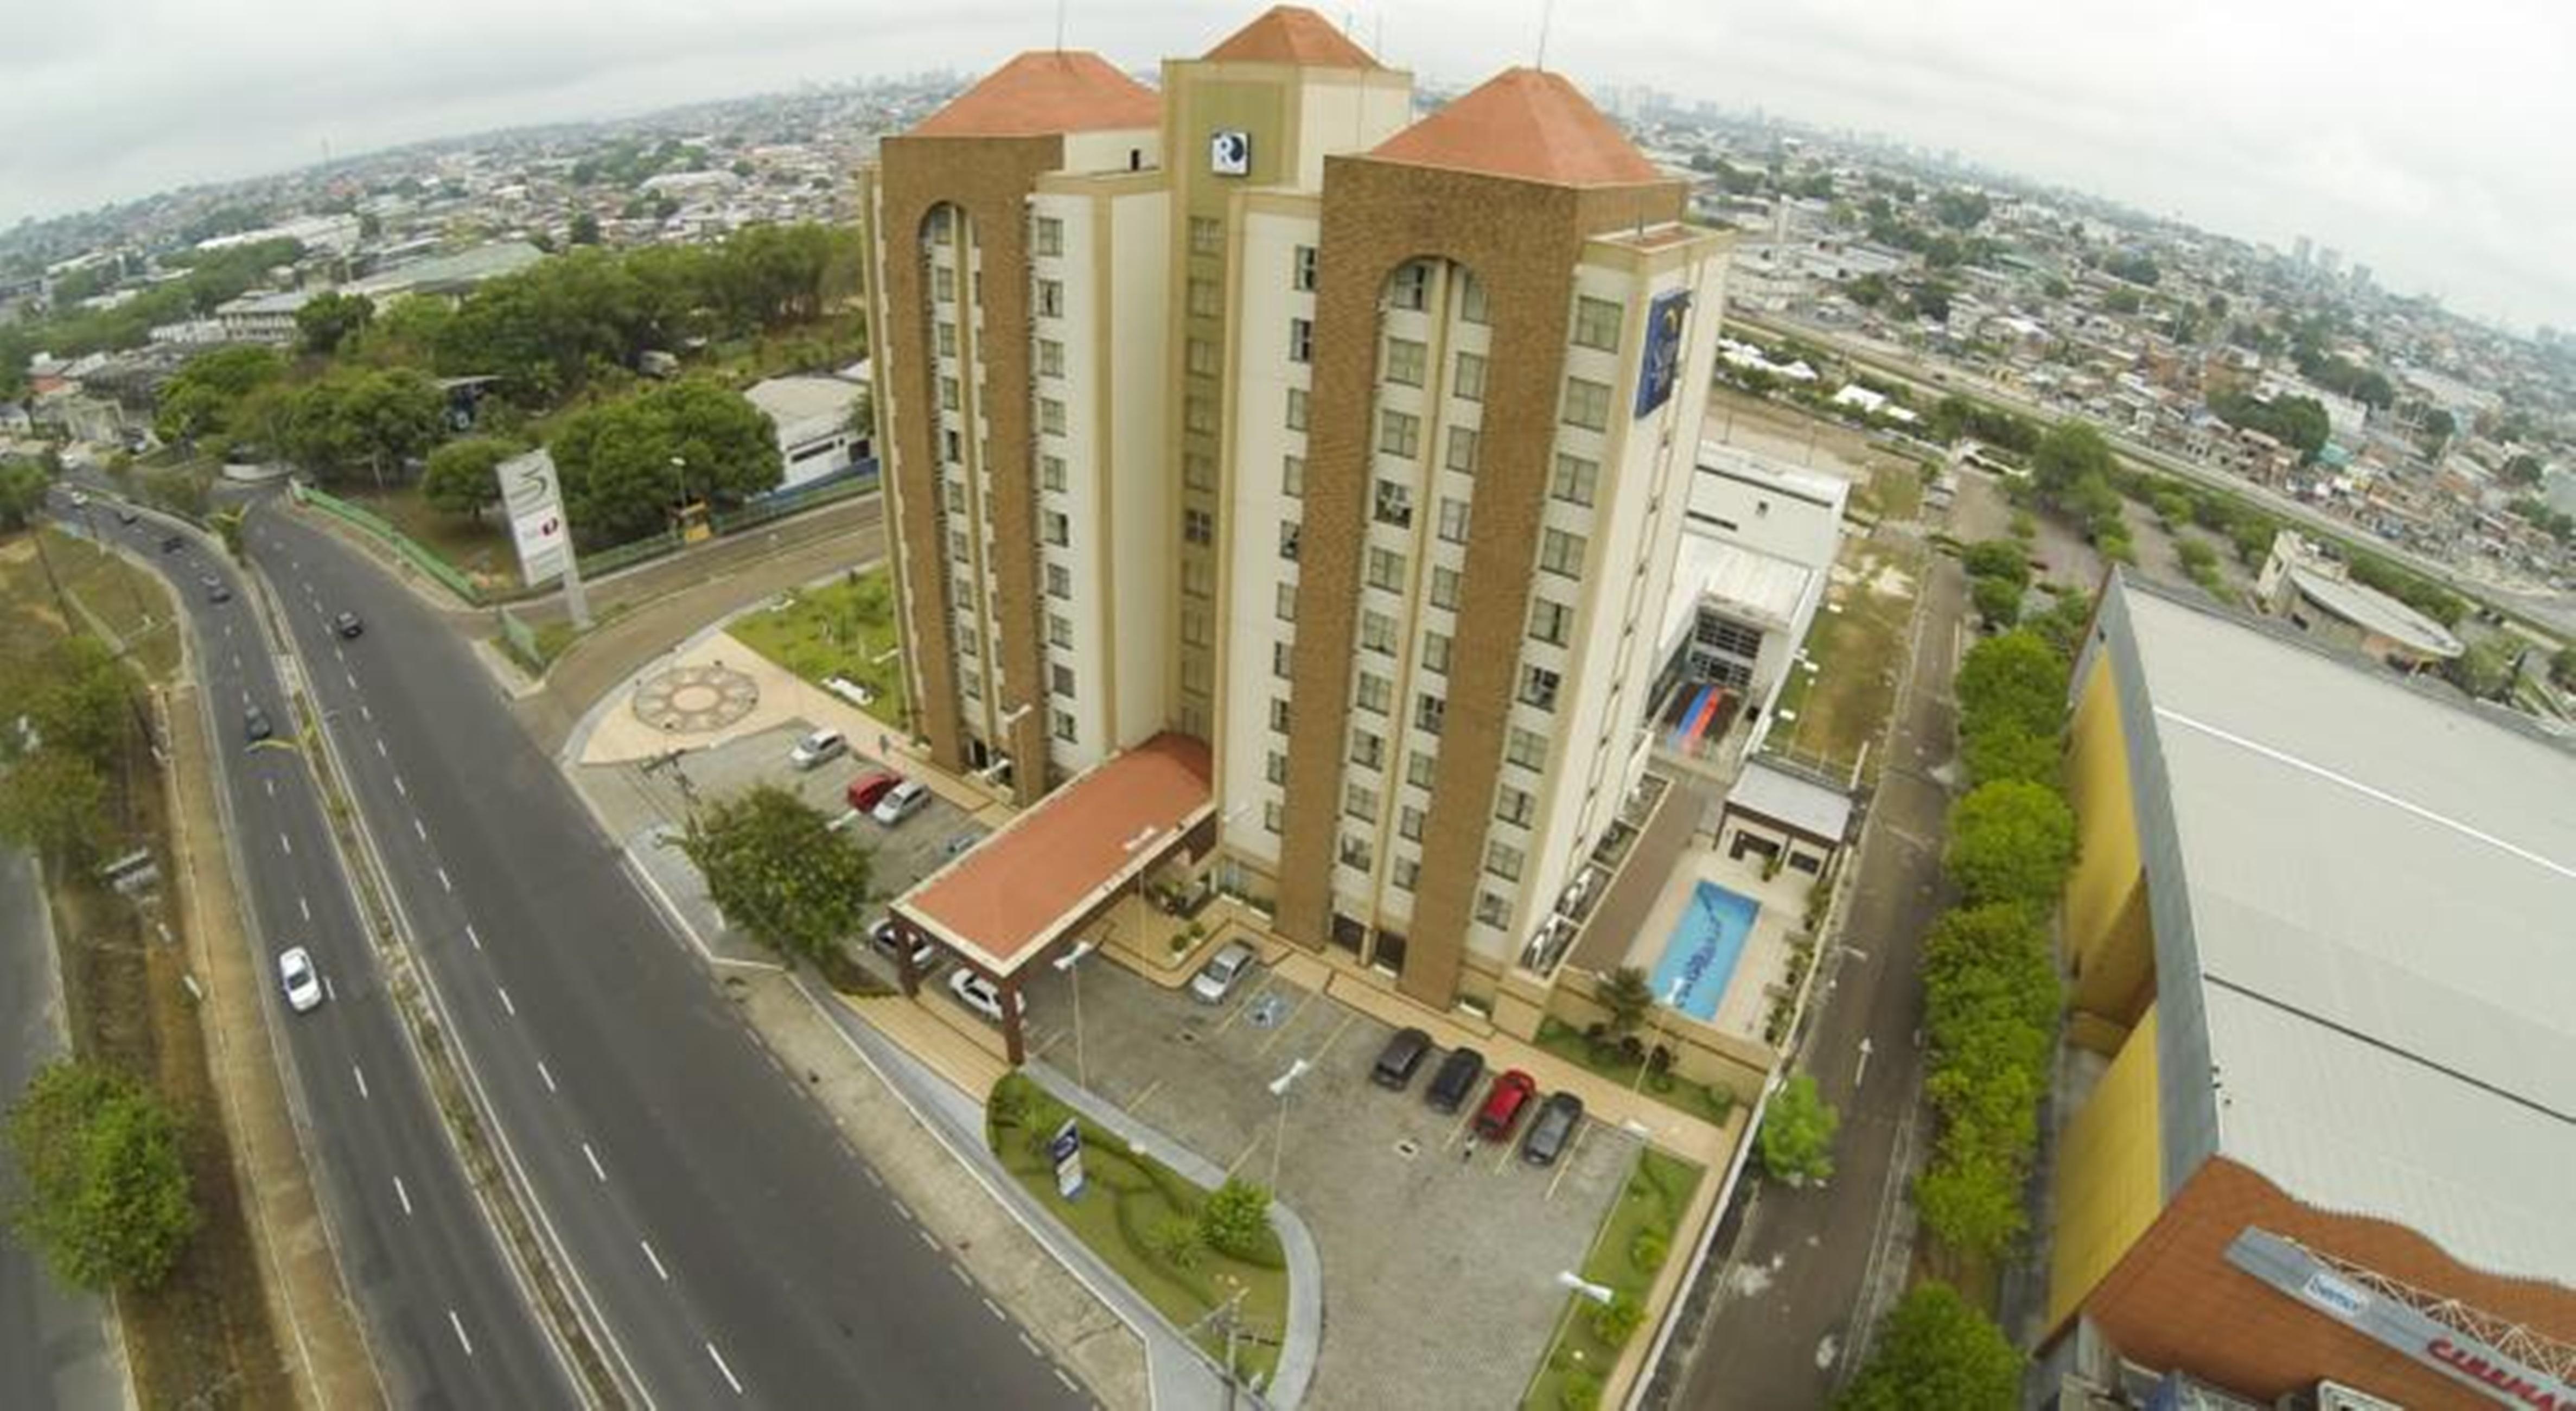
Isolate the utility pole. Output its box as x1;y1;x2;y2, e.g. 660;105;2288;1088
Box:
1183;1286;1251;1410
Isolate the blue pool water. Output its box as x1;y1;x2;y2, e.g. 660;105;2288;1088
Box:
1648;882;1761;1022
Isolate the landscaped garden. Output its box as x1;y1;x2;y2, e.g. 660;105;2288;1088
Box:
1523;1147;1705;1410
727;567;908;725
986;1072;1289;1388
1532;1017;1737;1127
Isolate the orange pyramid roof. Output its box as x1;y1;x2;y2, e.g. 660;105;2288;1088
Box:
1203;5;1382;68
911;50;1161;138
1367;68;1662;187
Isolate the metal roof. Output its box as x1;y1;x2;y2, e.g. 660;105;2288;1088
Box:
2284;564;2464;659
1725;759;1852;843
2103;575;2576;1287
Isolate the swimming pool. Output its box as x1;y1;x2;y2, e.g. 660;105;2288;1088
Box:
1648;882;1761;1022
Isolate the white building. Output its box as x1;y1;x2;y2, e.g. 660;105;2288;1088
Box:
743;376;870;491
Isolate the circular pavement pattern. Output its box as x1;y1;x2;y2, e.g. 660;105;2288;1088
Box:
630;663;761;734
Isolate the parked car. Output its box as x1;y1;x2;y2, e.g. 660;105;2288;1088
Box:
948;968;1010;1023
277;946;323;1013
870;778;931;827
788;728;847;770
1474;1069;1539;1141
333;611;364;639
1188;940;1258;1004
1520;1092;1586;1166
869;917;941;975
244;705;273;742
114;506;138;526
159;532;184;554
846;770;902;813
1372;1027;1433;1091
1426;1046;1486;1113
203;576;232;604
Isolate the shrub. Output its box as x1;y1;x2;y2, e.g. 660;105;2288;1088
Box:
1559;1368;1605;1411
1197;1177;1274;1262
1630;1228;1672;1275
1590;1291;1646;1349
1145;1213;1204;1270
1759;1073;1840;1184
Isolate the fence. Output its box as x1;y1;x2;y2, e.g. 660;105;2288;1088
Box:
291;481;485;605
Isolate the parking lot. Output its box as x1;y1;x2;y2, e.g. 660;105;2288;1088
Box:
1013;954;1642;1411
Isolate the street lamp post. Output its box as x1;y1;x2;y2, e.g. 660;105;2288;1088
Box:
1267;1057;1311;1193
1053;939;1098;1088
1555;1269;1615;1306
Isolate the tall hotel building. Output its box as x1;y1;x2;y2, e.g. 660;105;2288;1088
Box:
860;8;1729;1013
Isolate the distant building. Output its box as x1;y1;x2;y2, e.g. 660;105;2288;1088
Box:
742;376;869;491
345;241;546;303
213;288;319;344
195;213;362;257
2253;530;2462;668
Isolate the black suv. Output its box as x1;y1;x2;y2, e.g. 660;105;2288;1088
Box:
1425;1046;1486;1113
1371;1027;1432;1091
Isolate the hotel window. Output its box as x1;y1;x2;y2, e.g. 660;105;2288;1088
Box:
1459;272;1489;324
1485;842;1524;883
1520;664;1560;711
1184;450;1216;492
1183;507;1213;545
1038;397;1066;436
958;630;978;658
1344;783;1378;821
1356;672;1391;715
1042;510;1069;546
1051;663;1076;697
1041;454;1067;492
1265;801;1284;834
1366;547;1406;592
1282;454;1304;498
925;207;953;241
1415;692;1445;736
1506;726;1548;770
1187;336;1218;377
1373;480;1413;529
1385;337;1426;386
1563;377;1611;431
1037;338;1064;377
1276;582;1297;622
960;669;981;701
1032;215;1062;257
1185;395;1216;435
1540;527;1586;577
1445;425;1480;474
1389;260;1431;312
1047;613;1073;648
1475;891;1511;927
939;377;959;411
1422;632;1451;675
1271;697;1291;733
1378;409;1420;458
943;481;964;513
1430;567;1461;611
1267;751;1289;785
1286;387;1308;431
1360;609;1396;654
1035;277;1062;317
933;266;955;302
1393;858;1418;891
1183;558;1213;598
1340;834;1374;872
936;321;957;357
1273;643;1292;679
1181;604;1210;647
1454;351;1486;401
1350;730;1385;771
1188;276;1219;318
948;530;970;561
1551;453;1599;507
943;429;961;463
1045;563;1071;598
1189;215;1222;256
1293;245;1318;291
1399;805;1424;842
1572;295;1623;351
1437;497;1470;544
1530;597;1572;646
1290;319;1314;364
1496;784;1534;828
1406;751;1437;789
1053;708;1077;742
1279;522;1300;561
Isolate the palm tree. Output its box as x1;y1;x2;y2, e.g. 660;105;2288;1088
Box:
1598;965;1656;1046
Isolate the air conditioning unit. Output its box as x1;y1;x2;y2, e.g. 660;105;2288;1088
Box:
2309;1380;2405;1411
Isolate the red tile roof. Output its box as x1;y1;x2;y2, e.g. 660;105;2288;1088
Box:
1203;5;1382;68
910;50;1161;138
1367;67;1663;188
900;734;1212;976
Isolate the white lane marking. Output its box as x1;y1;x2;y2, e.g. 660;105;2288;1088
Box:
705;1343;743;1396
437;866;452;893
374;738;386;758
1054;1367;1080;1394
495;984;514;1016
393;1177;412;1216
352;1066;369;1100
278;832;292;856
298;895;311;921
1016;1331;1044;1359
917;1229;937;1251
393;774;407;797
863;1168;883;1189
323;977;336;1001
640;1240;669;1282
890;1197;914;1224
949;1264;972;1289
536;1059;556;1093
981;1295;1005;1322
465;923;482;951
447;1309;474;1357
264;778;276;797
343;672;356;690
359;703;371;722
232;653;241;671
582;1142;606;1183
411;817;426;841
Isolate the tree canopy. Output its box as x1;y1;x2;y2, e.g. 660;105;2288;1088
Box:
1946;780;2077;909
153;345;288;447
420;437;518;519
677;783;871;963
551;380;782;543
4;1060;199;1293
1837;1282;2020;1411
1954;630;2068;740
1759;1073;1840;1185
2209;390;2329;458
295;290;375;356
0;461;46;530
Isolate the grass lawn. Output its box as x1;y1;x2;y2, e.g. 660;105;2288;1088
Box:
335;485;513;587
727;568;909;727
1532;1018;1737;1127
41;528;182;682
1768;533;1922;785
1523;1148;1705;1411
988;1074;1289;1388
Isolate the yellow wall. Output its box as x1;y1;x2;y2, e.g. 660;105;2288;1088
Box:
2063;652;2155;1033
2047;1004;2164;1331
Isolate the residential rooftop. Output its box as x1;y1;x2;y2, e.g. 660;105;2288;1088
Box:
909;50;1161;139
1367;67;1665;188
1202;5;1381;67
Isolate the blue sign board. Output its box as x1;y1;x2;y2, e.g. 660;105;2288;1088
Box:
1634;289;1692;418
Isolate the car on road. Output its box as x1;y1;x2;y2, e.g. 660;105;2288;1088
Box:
1188;940;1258;1005
333;611;364;639
1519;1091;1585;1166
1426;1046;1485;1113
114;507;138;526
1474;1069;1538;1141
788;728;847;771
869;917;941;975
66;490;87;507
845;770;901;813
870;778;931;827
948;968;1010;1023
243;705;273;742
203;576;232;604
278;946;323;1013
160;532;185;554
1372;1027;1433;1091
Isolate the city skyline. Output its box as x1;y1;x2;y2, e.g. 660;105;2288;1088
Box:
3;0;2571;333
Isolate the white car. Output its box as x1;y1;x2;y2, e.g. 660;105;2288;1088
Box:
1189;942;1259;1005
948;969;1011;1024
788;728;847;771
870;778;931;827
870;918;942;975
278;946;323;1013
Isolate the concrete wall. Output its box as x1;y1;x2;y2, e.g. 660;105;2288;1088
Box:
1539;967;1774;1107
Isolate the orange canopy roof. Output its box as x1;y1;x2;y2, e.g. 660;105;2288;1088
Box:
1203;5;1382;68
911;50;1161;138
1368;67;1663;188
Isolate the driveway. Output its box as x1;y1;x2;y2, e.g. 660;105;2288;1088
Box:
1014;956;1644;1411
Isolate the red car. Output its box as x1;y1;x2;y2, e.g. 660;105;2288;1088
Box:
1473;1069;1538;1141
846;770;902;813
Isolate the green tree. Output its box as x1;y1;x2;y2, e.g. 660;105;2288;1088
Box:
675;784;872;963
2552;644;2576;691
1961;722;2058;789
294;290;374;356
1596;964;1656;1045
1758;1073;1839;1185
2;636;132;770
1929;189;1991;231
0;750;112;860
421;436;517;519
138;467;211;520
273;367;446;488
1915;1142;2031;1260
1946;781;2077;908
1959;540;2029;586
0;461;46;530
1197;1177;1274;1261
2501;453;2545;487
568;212;602;246
1969;575;2024;630
2447;635;2517;701
1590;1291;1646;1349
1954;630;2068;738
2029;422;2115;509
550;379;784;544
3;1060;199;1292
152;344;286;447
1835;1282;2020;1411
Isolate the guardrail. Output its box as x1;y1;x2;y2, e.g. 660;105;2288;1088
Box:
290;481;486;606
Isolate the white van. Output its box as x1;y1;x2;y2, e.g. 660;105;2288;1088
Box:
871;779;931;827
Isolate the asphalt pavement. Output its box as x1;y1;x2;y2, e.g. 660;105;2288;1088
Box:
0;850;124;1411
52;493;576;1409
249;500;1083;1408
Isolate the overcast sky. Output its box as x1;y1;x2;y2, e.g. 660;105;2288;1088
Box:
7;0;2570;332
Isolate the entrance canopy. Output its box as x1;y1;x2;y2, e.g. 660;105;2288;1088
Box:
896;733;1212;980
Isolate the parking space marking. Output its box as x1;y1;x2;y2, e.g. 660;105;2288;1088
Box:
1055;1367;1081;1394
278;832;292;857
537;1059;557;1094
641;1240;669;1282
1017;1331;1044;1359
373;738;386;758
448;1309;474;1357
411;817;426;841
393;774;407;797
949;1263;973;1289
705;1342;743;1395
917;1229;938;1251
437;866;452;893
1124;1078;1166;1120
1545;1121;1592;1202
393;1176;412;1216
582;1142;607;1182
496;985;514;1017
352;1065;369;1100
359;703;371;722
981;1295;1006;1322
1249;988;1319;1055
465;923;481;951
298;895;311;921
1209;977;1280;1037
